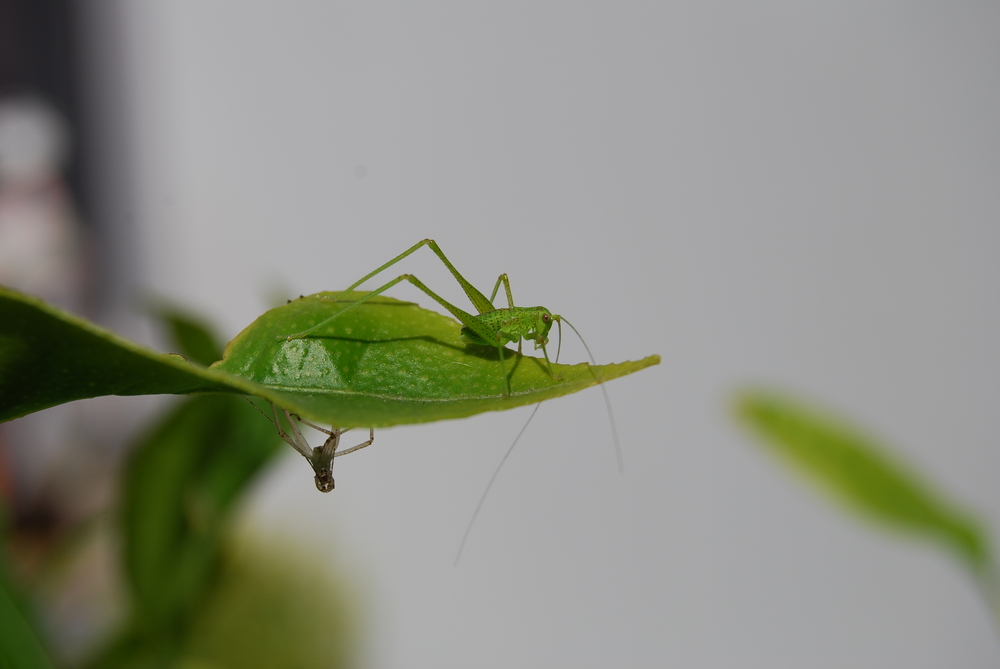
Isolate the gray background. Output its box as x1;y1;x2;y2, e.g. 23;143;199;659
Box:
84;3;1000;666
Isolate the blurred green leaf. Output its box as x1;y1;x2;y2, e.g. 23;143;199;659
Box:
87;394;282;668
180;534;359;669
152;306;224;367
0;491;54;669
121;396;281;632
0;287;235;423
1;287;658;428
122;395;278;618
0;579;55;669
735;389;991;576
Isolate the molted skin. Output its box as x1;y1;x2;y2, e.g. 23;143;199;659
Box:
265;404;374;493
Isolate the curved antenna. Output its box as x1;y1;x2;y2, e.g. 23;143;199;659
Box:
454;402;542;566
560;317;623;474
555;318;563;363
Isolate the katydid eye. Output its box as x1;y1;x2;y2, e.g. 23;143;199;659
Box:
542;313;550;322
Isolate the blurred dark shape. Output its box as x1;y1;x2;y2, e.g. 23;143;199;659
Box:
0;94;82;304
0;0;84;203
148;305;226;367
0;0;95;581
0;0;96;574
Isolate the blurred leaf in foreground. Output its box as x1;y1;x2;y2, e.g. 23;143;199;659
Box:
736;389;989;569
181;532;360;669
121;395;282;628
0;574;55;669
0;499;55;669
88;394;282;668
0;287;234;423
150;305;224;367
735;389;998;623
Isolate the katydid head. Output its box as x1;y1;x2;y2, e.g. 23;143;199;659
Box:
529;308;561;350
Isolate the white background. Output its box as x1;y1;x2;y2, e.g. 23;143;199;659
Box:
81;3;1000;667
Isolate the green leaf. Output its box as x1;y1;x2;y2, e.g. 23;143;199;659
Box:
181;535;358;669
89;394;282;667
735;389;991;577
0;580;55;669
151;305;224;366
1;286;659;428
211;292;660;427
0;286;234;422
0;498;54;669
121;394;281;626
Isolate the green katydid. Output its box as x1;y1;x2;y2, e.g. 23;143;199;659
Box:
282;239;581;398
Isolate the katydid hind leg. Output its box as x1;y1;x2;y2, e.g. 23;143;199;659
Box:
373;274;512;395
488;273;515;309
283;239;505;339
283;273;415;340
344;239;493;315
421;240;494;315
283;272;495;348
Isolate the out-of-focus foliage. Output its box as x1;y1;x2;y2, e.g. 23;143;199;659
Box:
0;287;232;423
736;389;998;624
179;533;359;669
152;306;225;368
83;312;359;668
0;555;56;669
86;394;283;668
